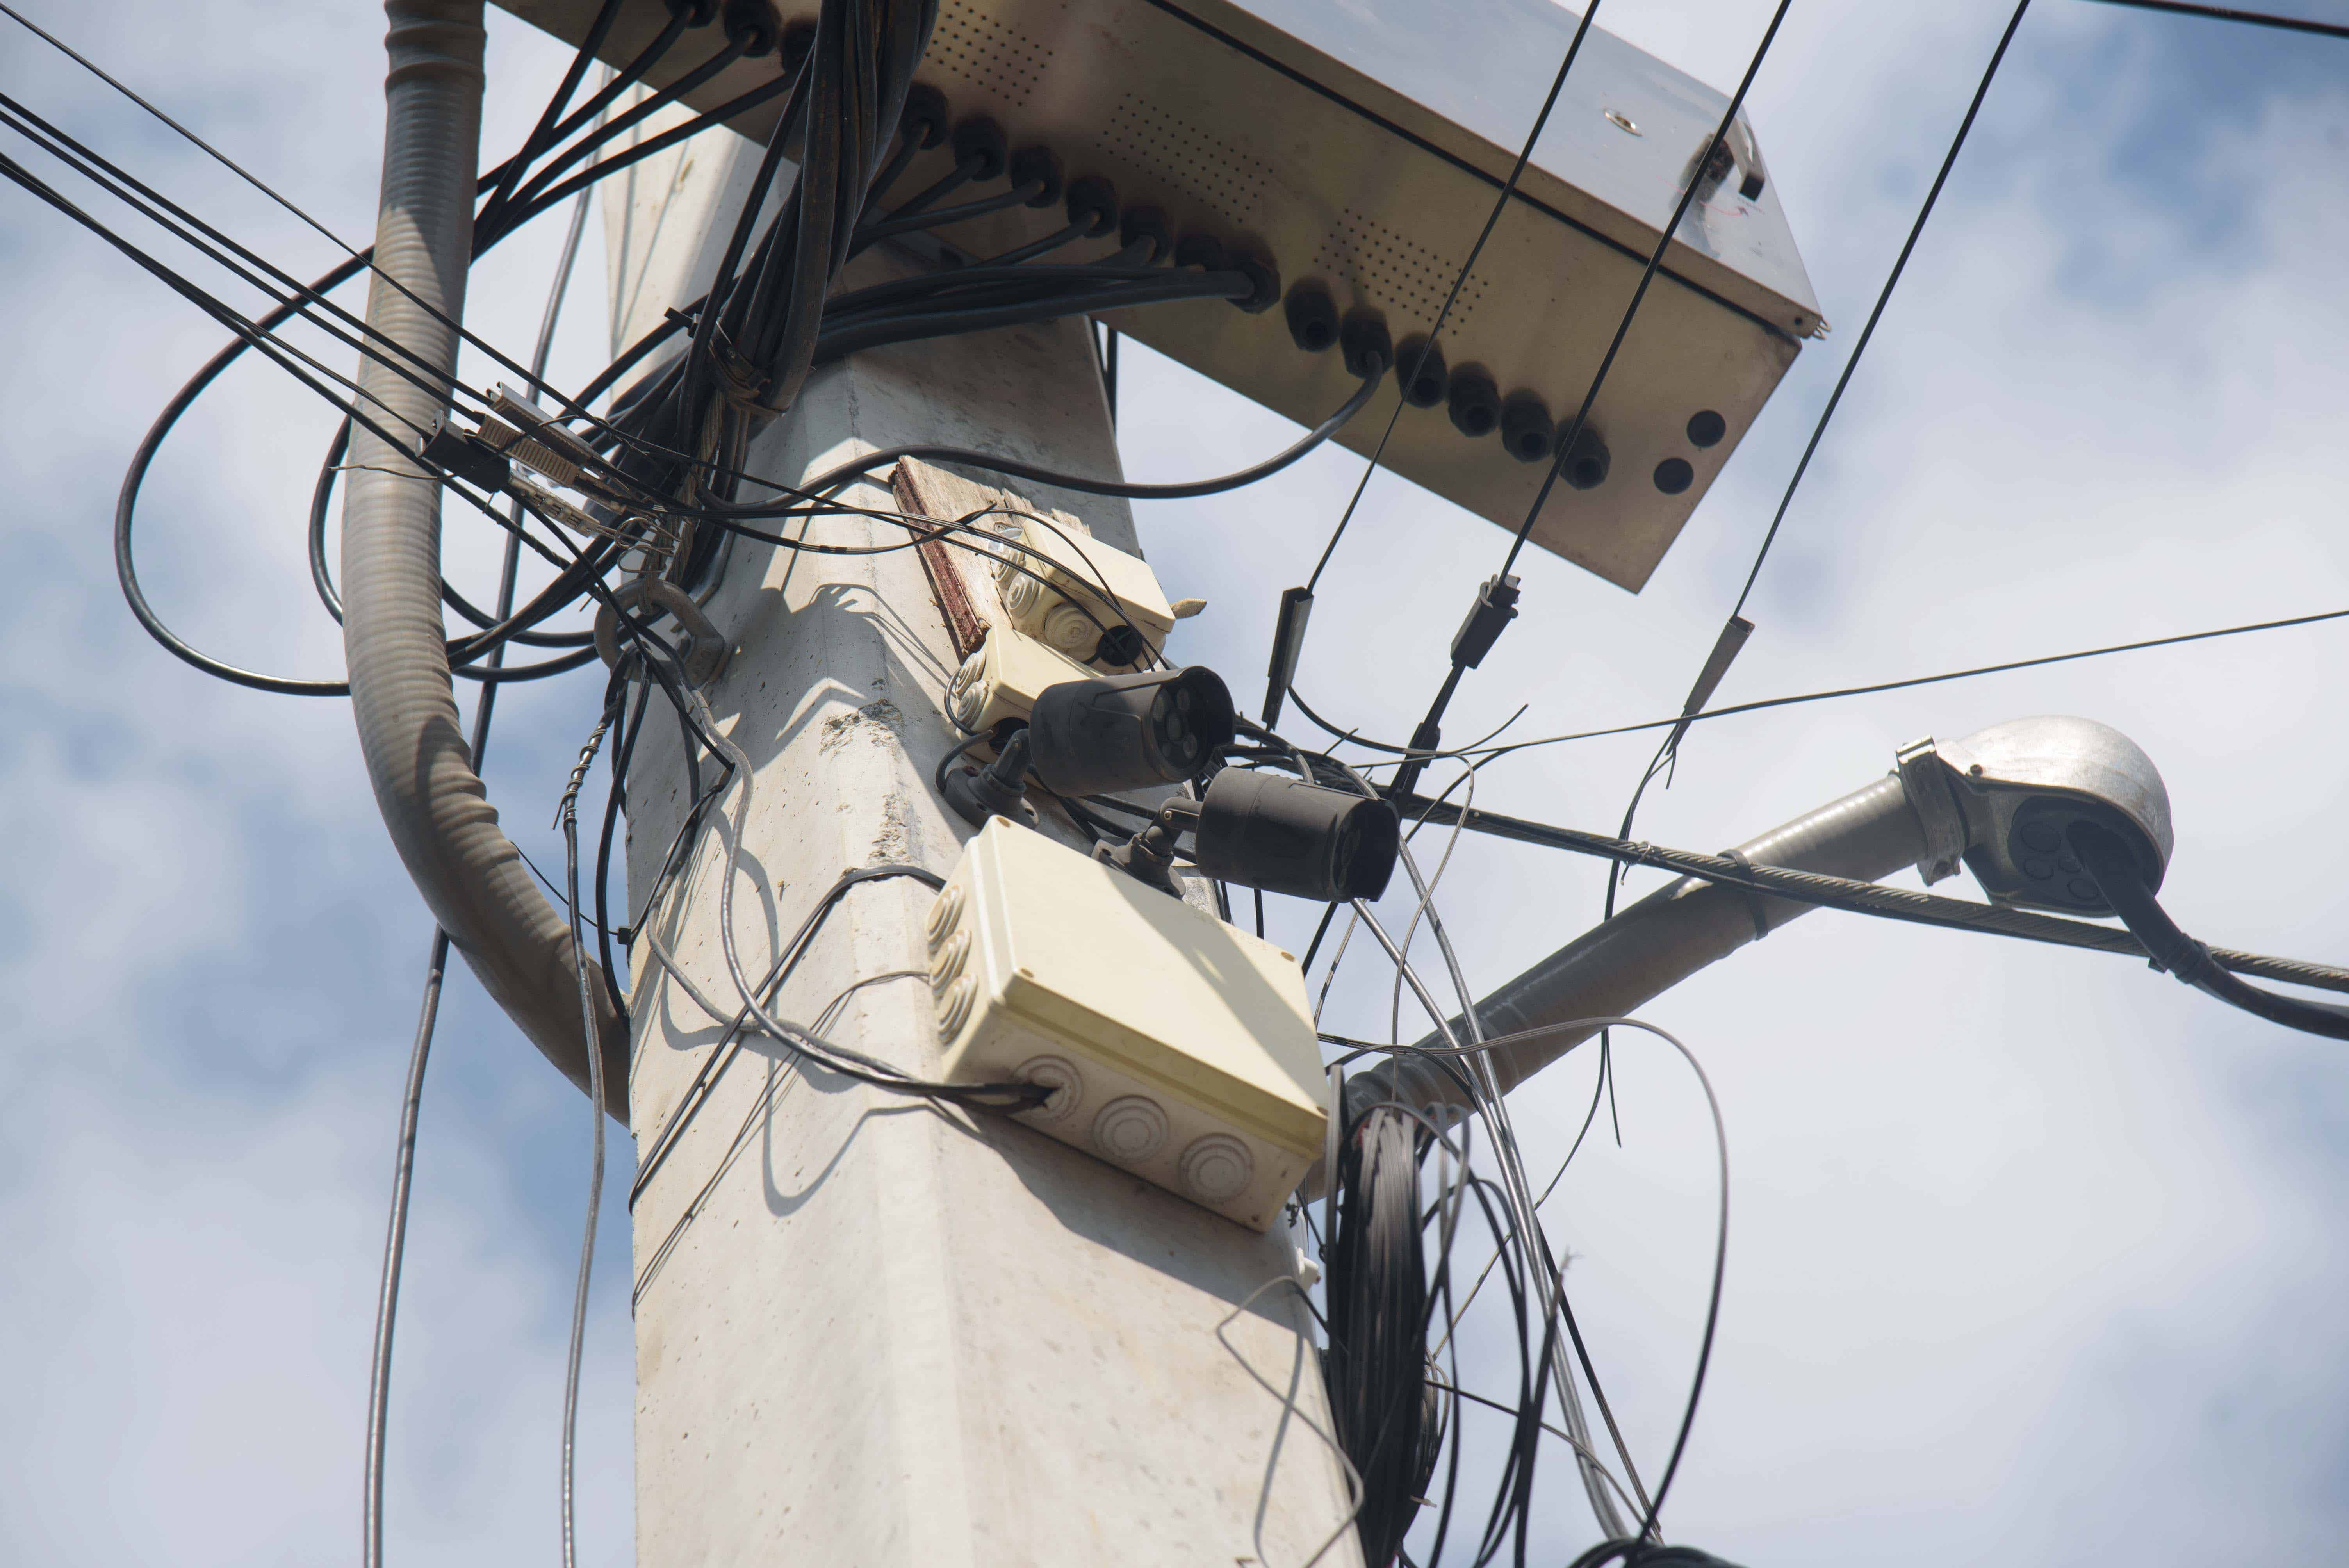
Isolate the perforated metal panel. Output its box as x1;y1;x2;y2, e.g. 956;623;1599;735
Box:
1100;93;1273;228
927;0;1056;105
494;0;1821;591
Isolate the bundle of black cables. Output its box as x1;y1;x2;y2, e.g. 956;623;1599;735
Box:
607;0;934;511
122;0;1327;693
123;0;809;693
1324;1102;1447;1568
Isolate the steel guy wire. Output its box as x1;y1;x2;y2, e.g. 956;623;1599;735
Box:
1495;0;1796;580
1302;0;1610;592
2084;0;2349;41
1296;601;2349;768
1726;0;2035;625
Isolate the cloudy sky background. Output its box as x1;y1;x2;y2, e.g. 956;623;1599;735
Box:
2;0;2345;1563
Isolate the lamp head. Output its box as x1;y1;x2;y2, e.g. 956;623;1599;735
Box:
1929;716;2173;915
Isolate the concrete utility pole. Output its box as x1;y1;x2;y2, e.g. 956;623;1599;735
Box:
604;108;1363;1566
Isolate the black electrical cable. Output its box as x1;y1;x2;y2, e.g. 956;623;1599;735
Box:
82;110;658;691
633;963;934;1309
493;55;807;239
0;0;376;252
114;249;373;695
859;120;930;222
978;217;1093;267
2069;821;2349;1039
1324;1104;1434;1568
851;175;1044;248
596;683;652;1020
1290;602;2349;769
1363;0;1792;800
811;273;1253;363
77;0;795;680
1585;4;2036;1129
629;862;984;1210
1727;0;2032;625
17;0;691;446
1338;0;1788;786
1382;788;2349;996
2082;0;2349;41
484;5;693;231
499;26;750;219
51;164;606;692
0;93;551;447
781;363;1384;505
475;0;630;221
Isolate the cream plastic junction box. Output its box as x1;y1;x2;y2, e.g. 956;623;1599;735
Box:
944;623;1098;738
991;517;1177;669
925;817;1328;1229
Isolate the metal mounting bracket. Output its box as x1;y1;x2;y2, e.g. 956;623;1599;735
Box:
1896;736;1970;886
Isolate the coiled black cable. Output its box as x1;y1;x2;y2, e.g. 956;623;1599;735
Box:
1324;1103;1441;1568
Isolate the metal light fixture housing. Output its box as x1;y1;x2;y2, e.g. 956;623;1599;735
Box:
1921;716;2174;916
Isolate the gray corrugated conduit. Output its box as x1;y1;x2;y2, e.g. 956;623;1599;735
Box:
342;0;627;1119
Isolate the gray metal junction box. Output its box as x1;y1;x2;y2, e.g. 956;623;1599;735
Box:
497;0;1821;592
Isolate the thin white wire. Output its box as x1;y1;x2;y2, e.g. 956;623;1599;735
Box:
1215;1276;1367;1568
1388;759;1480;1043
1369;832;1643;1539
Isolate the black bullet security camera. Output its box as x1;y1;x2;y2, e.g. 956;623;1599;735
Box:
1027;668;1236;798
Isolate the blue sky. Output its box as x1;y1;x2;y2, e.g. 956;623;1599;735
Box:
0;2;2345;1563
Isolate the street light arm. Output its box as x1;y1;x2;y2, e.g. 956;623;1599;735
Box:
1360;773;1927;1119
1351;713;2176;1122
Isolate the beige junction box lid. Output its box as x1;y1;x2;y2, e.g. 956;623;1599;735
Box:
939;818;1328;1158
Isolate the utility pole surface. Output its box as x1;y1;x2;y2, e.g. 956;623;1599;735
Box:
607;112;1362;1568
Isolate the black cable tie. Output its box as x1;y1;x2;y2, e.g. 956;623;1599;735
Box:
1717;848;1774;943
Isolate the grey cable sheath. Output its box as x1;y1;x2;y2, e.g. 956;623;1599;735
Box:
558;708;614;1568
340;0;624;1121
362;187;590;1568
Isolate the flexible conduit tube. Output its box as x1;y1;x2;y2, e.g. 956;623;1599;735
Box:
1362;775;1931;1119
342;0;626;1119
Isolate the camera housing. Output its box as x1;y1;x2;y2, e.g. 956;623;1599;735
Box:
1027;668;1235;798
1192;770;1399;903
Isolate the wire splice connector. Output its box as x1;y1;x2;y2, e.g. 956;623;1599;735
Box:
1449;572;1521;670
419;418;510;492
1390;572;1521;797
1261;585;1315;727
